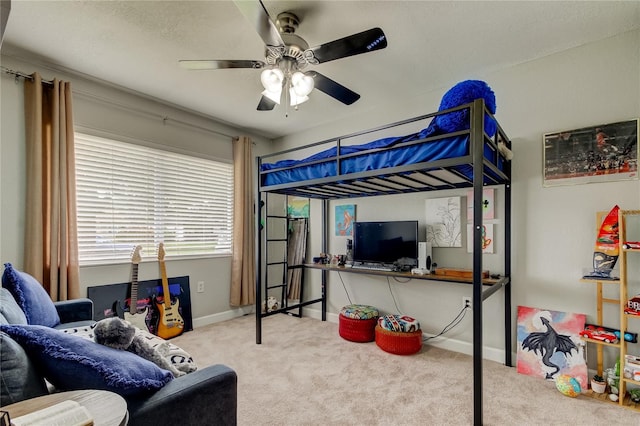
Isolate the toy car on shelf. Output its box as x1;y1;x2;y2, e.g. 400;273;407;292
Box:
623;241;640;250
579;325;619;343
582;323;637;343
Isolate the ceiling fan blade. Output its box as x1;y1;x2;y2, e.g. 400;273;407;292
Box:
257;95;277;111
305;27;387;64
307;71;360;105
234;0;284;47
179;60;266;70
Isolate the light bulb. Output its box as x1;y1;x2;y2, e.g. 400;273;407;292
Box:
291;72;314;97
288;87;309;106
260;68;284;92
262;89;282;105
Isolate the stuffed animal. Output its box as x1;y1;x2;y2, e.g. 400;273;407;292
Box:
94;317;184;378
420;79;497;139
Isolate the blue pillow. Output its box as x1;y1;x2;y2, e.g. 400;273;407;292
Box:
2;263;60;327
0;324;173;397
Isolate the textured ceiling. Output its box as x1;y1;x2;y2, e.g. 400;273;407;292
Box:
3;1;639;139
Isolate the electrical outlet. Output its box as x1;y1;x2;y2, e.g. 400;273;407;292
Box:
197;281;205;293
462;296;472;310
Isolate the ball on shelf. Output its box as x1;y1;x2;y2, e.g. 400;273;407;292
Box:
555;374;581;397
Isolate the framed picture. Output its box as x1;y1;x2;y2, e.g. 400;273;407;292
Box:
543;119;638;187
335;204;355;236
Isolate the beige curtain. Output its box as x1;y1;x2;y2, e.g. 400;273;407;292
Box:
230;136;256;307
23;72;80;301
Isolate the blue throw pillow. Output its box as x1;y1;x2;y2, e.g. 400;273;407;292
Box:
0;324;173;397
2;263;60;327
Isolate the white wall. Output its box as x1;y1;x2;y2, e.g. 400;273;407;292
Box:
272;30;640;363
0;52;271;326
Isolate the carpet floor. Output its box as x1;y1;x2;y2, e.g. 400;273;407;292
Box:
173;314;639;425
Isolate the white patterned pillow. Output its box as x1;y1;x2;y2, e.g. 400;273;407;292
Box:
61;323;197;374
134;328;197;374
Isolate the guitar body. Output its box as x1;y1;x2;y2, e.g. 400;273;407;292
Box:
155;297;184;339
124;305;150;331
155;243;185;339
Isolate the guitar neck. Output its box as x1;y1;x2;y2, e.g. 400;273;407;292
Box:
130;263;139;309
159;261;171;308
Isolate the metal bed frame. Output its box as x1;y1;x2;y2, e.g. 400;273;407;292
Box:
254;98;512;425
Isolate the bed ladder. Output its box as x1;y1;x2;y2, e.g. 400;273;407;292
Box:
260;194;308;317
262;193;290;314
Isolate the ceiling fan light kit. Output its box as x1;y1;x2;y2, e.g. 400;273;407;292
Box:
179;0;387;114
261;67;314;107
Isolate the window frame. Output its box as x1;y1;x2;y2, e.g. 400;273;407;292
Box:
74;129;234;266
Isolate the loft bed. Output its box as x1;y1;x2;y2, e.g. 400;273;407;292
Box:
254;97;512;425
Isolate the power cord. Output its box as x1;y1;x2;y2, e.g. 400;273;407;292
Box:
387;277;404;315
337;272;353;305
422;305;468;342
384;277;466;342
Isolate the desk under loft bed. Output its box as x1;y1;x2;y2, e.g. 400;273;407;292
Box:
255;98;512;425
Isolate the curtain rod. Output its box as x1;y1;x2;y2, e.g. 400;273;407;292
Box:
1;66;54;85
1;65;236;139
73;90;236;139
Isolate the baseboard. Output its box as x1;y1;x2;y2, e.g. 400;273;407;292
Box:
302;307;507;364
192;306;253;328
421;333;506;364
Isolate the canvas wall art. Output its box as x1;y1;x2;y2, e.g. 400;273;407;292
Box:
466;223;494;254
516;306;587;388
425;196;461;247
466;188;495;221
287;196;310;218
335;204;355;236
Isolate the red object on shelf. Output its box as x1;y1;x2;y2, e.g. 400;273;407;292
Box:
623;241;640;250
579;324;618;343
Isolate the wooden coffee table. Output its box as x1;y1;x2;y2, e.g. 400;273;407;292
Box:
3;390;128;426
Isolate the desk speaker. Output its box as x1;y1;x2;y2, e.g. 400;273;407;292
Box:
418;242;432;272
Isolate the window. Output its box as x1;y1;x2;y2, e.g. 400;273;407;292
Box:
75;133;233;264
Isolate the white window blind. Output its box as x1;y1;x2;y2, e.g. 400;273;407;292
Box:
75;133;233;264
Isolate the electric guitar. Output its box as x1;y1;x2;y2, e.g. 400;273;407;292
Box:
123;245;150;331
155;243;185;339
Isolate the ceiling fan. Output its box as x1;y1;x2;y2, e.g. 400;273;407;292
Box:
179;0;387;113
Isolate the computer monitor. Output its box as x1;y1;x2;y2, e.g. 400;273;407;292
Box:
352;220;418;265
